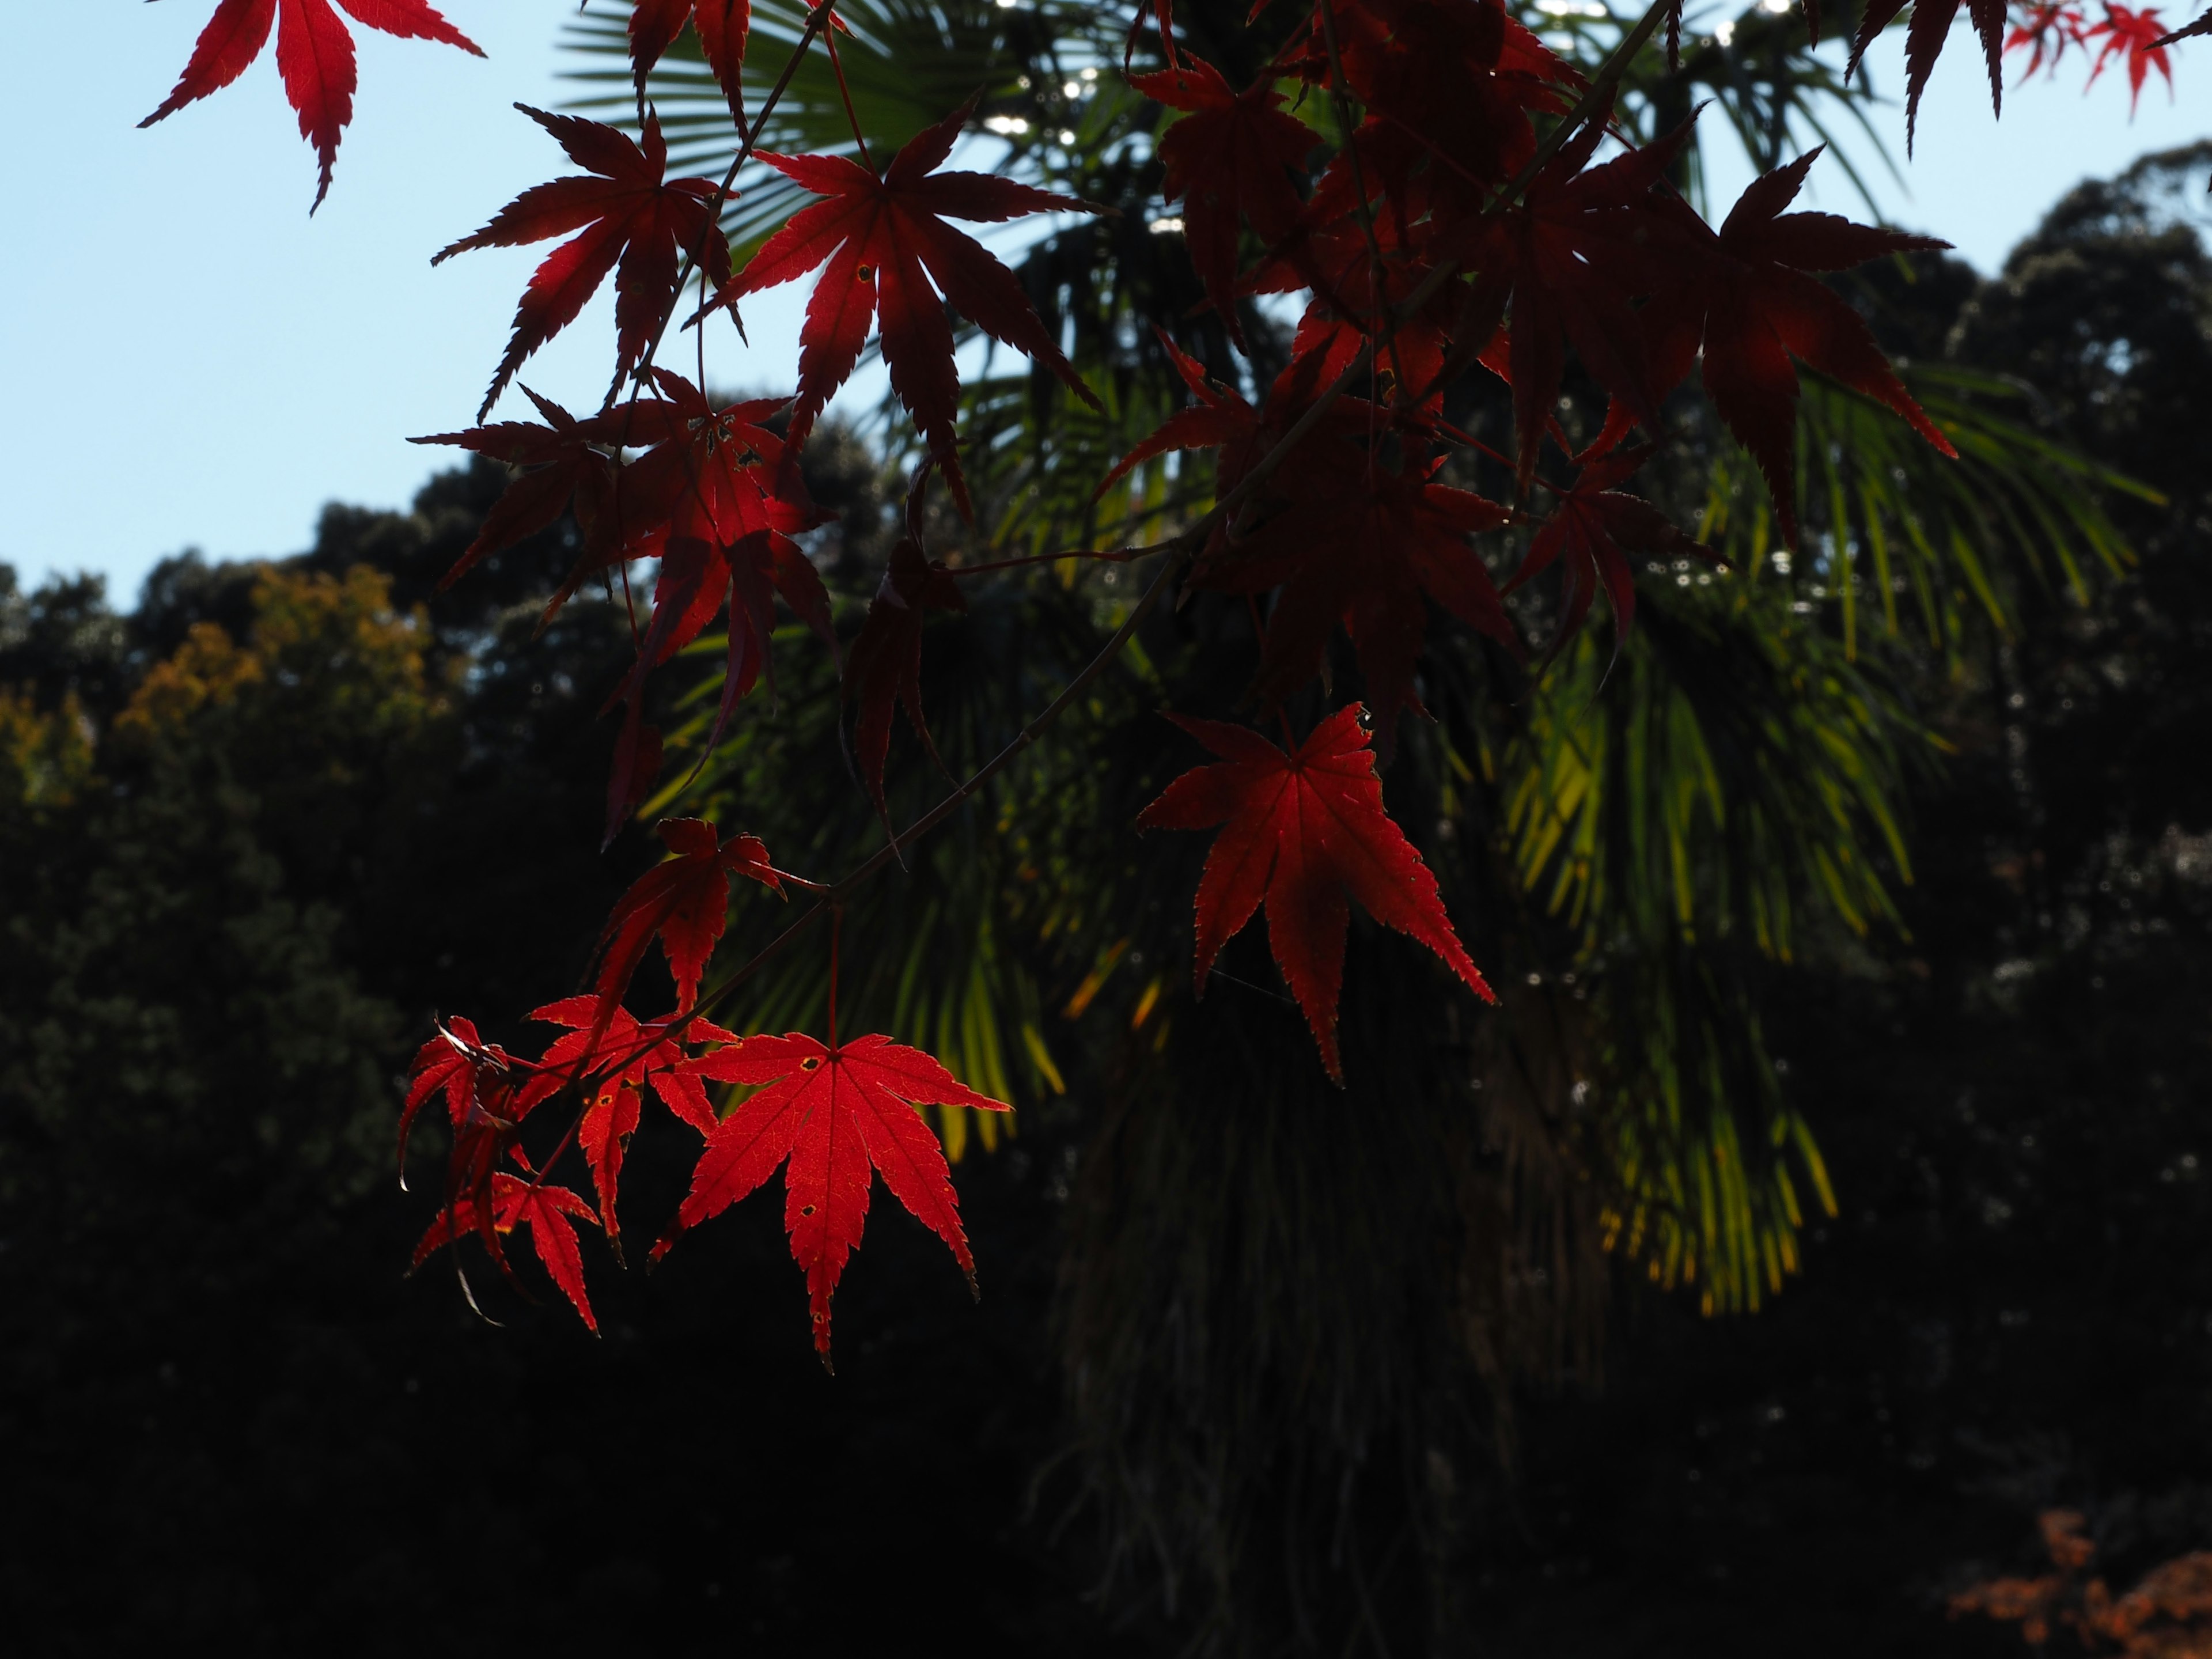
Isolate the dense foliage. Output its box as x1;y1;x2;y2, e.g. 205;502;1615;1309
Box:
16;0;2204;1645
5;145;2209;1649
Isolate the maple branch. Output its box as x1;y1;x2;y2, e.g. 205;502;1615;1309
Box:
512;0;1683;1134
949;548;1136;575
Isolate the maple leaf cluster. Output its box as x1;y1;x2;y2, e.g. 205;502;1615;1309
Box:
401;818;1007;1363
2003;1;2191;109
137;0;2195;1355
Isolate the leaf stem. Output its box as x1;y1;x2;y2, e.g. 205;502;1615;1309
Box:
604;0;840;416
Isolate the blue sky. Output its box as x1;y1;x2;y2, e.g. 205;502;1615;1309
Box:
2;3;2205;601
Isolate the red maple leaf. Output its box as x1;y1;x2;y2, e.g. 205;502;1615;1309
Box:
1643;149;1956;548
2006;3;2092;77
413;1174;603;1333
434;107;733;419
1096;331;1265;501
1849;0;2009;150
588;819;783;1022
2084;5;2177;108
1096;330;1388;558
1137;704;1494;1081
591;383;835;838
1127;55;1316;347
1248;184;1460;410
717;97;1105;517
141;0;482;211
1510;444;1721;645
843;468;967;839
1196;451;1514;747
624;0;752;114
578;1084;642;1249
621;374;840;720
509;996;743;1253
513;997;738;1117
1445;115;1696;493
411;388;620;592
653;1033;1011;1367
399;1014;511;1190
401;1024;534;1271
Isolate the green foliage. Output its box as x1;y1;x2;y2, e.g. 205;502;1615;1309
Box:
1699;368;2153;658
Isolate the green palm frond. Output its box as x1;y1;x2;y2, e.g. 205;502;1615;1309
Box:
1506;581;1922;959
1597;948;1834;1313
1496;581;1911;1309
1703;367;2157;657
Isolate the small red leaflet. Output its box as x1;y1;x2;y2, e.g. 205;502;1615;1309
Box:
512;997;741;1130
411;387;618;592
142;0;482;211
654;1034;1011;1368
398;1013;510;1191
1511;444;1721;647
590;818;783;1023
1138;705;1494;1081
414;1174;603;1333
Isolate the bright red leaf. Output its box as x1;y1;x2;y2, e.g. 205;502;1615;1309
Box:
653;1033;1011;1367
1137;704;1494;1081
513;997;739;1119
434;107;733;419
413;1174;603;1333
579;1085;643;1253
2006;2;2092;75
717;98;1105;517
142;0;482;210
2085;5;2177;107
401;1024;532;1269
